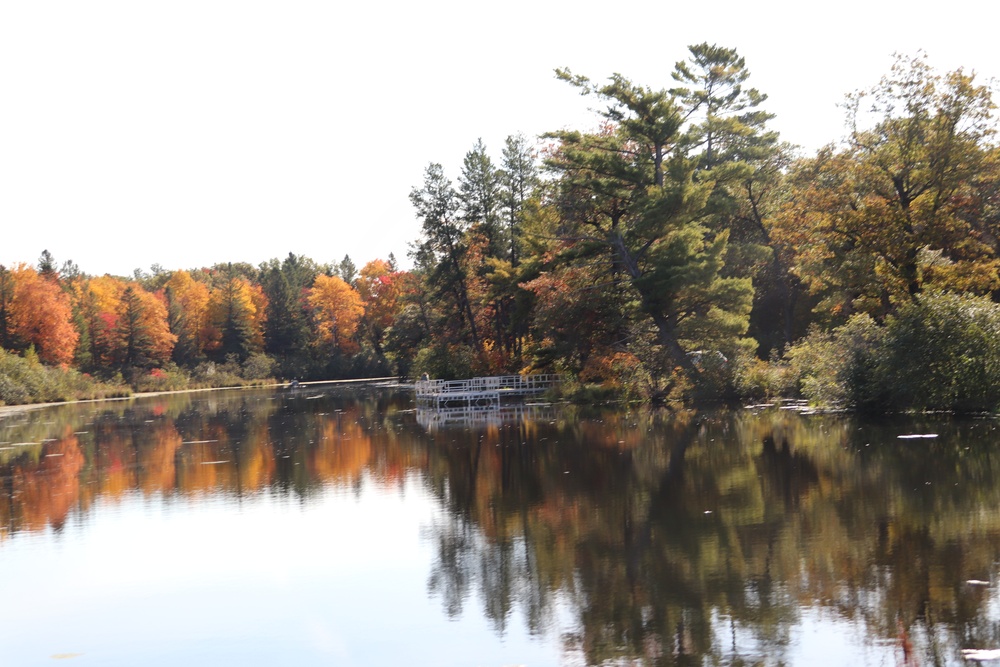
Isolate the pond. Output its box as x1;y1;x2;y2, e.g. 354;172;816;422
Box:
2;385;1000;666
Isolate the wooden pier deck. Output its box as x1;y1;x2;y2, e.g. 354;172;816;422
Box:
414;374;561;409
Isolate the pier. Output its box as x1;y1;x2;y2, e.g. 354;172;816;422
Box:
414;374;561;410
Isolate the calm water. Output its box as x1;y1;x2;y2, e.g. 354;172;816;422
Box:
3;386;1000;666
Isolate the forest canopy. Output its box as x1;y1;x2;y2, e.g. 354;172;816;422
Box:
3;46;1000;411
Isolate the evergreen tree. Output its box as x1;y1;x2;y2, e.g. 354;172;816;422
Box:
672;43;795;356
337;255;357;285
261;256;312;364
211;264;263;362
165;285;202;366
547;68;754;382
499;133;538;266
459;138;502;258
37;250;57;279
410;162;481;350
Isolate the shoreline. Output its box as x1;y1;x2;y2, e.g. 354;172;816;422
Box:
0;376;404;418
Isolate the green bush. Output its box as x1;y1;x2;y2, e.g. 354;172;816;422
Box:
778;292;1000;413
411;343;478;380
0;348;130;405
784;314;883;408
873;292;1000;413
189;359;244;388
241;353;276;380
731;349;797;401
132;364;190;393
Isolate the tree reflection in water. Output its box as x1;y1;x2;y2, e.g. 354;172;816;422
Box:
3;389;1000;665
417;407;1000;666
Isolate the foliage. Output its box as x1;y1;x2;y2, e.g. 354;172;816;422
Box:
5;49;1000;411
782;315;884;408
873;291;1000;413
772;54;998;319
411;342;479;380
356;259;406;359
0;347;129;405
130;364;190;393
307;274;364;355
205;268;267;362
5;265;79;365
730;349;796;401
779;292;1000;413
544;66;755;393
164;270;211;364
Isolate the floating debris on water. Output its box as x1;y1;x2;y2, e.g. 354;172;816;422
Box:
898;434;939;439
961;648;1000;661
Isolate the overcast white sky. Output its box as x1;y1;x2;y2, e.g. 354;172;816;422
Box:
1;0;996;277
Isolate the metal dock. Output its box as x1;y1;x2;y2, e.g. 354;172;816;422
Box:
414;374;561;409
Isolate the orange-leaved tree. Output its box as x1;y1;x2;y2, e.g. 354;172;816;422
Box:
3;264;79;365
356;259;405;357
308;274;364;355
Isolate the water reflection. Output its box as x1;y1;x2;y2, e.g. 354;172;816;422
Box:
3;389;1000;665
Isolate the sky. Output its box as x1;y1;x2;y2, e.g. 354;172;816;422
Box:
1;0;997;277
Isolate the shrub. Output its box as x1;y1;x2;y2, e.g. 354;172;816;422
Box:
0;348;130;405
132;364;190;393
241;353;276;381
874;292;1000;413
784;314;883;408
731;349;796;401
780;292;1000;413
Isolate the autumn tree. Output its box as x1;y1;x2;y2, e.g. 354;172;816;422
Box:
113;285;176;370
521;262;630;377
307;274;364;355
356;259;405;359
773;54;998;319
75;275;129;371
4;265;79;365
206;265;267;361
163;270;211;365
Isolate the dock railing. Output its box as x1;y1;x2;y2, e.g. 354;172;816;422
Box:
414;374;562;408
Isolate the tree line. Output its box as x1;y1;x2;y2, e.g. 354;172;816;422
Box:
3;45;1000;408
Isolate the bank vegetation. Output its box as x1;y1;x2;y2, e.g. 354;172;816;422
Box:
4;47;1000;412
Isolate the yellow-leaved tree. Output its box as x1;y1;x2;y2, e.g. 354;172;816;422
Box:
163;270;211;363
